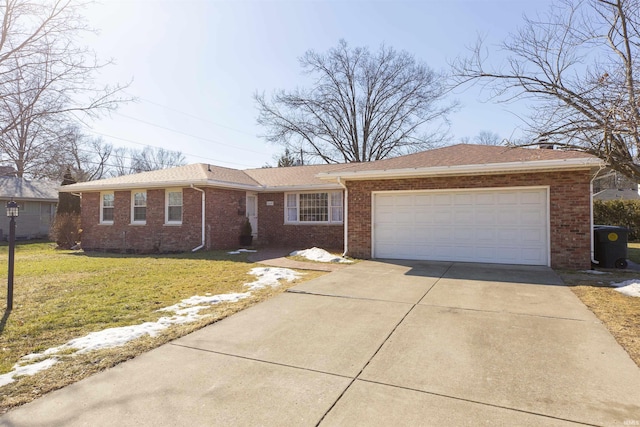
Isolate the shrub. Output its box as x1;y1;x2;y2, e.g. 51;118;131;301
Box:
50;213;81;249
593;199;640;241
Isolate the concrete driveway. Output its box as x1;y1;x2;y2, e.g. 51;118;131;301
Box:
2;261;640;426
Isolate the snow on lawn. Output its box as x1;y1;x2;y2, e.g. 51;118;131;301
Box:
0;267;301;388
581;270;609;275
243;267;302;290
610;279;640;297
290;247;353;263
227;248;257;255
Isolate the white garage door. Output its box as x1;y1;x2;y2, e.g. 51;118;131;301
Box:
373;188;549;266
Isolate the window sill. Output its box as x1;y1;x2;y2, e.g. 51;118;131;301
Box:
164;223;182;226
99;222;113;225
129;222;147;226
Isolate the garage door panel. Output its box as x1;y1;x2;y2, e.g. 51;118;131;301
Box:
521;191;545;204
475;210;495;225
433;194;452;205
373;188;548;266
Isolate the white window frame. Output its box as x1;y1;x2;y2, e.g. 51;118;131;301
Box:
100;192;114;224
165;188;183;225
131;190;147;225
284;191;343;224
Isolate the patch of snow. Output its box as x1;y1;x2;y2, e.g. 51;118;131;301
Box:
244;267;302;290
0;358;58;387
610;279;640;297
227;249;257;255
581;270;609;275
290;247;353;263
1;269;304;388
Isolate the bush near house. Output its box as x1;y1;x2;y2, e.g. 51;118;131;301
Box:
593;200;640;241
49;213;81;249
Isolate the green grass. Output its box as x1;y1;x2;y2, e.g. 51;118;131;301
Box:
628;242;640;264
0;241;323;412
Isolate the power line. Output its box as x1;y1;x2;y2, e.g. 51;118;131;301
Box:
112;111;270;156
126;92;257;138
81;129;261;168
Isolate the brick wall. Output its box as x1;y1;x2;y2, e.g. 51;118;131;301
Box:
345;170;593;270
256;192;344;250
204;187;248;249
80;187;247;253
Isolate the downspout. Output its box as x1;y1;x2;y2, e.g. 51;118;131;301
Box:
190;185;206;252
590;173;600;265
337;177;348;257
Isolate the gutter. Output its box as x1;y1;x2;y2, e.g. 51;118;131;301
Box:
337;177;348;257
317;158;604;181
190;185;206;252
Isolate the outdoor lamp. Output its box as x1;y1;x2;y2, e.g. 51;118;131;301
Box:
6;200;18;311
6;200;19;217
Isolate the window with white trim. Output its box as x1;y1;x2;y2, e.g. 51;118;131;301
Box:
131;191;147;224
285;192;343;223
165;189;183;224
100;192;114;224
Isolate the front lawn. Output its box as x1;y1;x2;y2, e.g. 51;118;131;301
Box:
628;242;640;264
0;242;323;413
560;247;640;369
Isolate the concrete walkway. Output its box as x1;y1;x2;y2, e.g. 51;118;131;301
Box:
2;261;640;426
247;247;350;272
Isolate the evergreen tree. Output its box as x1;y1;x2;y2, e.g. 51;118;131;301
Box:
57;167;81;214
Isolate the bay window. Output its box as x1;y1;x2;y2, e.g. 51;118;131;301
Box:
285;191;343;223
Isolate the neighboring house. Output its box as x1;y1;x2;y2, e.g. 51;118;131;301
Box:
593;188;640;201
592;169;640;201
60;144;603;269
0;177;59;240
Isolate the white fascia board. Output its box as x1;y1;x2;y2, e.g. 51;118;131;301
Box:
58;180;340;194
58;179;264;193
58;179;211;193
316;158;604;181
261;184;343;192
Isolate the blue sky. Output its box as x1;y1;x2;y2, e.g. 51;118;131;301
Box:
82;0;552;169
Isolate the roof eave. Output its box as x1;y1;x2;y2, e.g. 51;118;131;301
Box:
58;180;340;193
317;158;604;181
58;179;213;193
261;183;343;192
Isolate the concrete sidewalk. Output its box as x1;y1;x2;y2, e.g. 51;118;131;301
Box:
2;261;640;426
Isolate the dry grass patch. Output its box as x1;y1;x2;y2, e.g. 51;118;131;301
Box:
0;241;324;413
559;269;640;368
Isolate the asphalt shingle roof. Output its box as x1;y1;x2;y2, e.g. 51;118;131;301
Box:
60;144;601;193
0;177;59;201
327;144;596;173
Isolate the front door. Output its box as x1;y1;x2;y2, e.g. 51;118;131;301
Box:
246;194;258;238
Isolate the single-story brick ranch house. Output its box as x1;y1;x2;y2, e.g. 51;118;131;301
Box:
59;144;604;269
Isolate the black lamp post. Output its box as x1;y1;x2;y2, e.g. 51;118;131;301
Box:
6;200;18;311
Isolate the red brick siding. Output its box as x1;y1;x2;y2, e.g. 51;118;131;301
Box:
80;187;247;252
204;187;248;249
257;192;344;250
346;170;592;270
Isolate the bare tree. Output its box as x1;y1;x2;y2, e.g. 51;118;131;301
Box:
110;146;186;176
474;130;503;146
274;147;302;167
0;0;128;177
452;0;640;180
256;40;456;164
